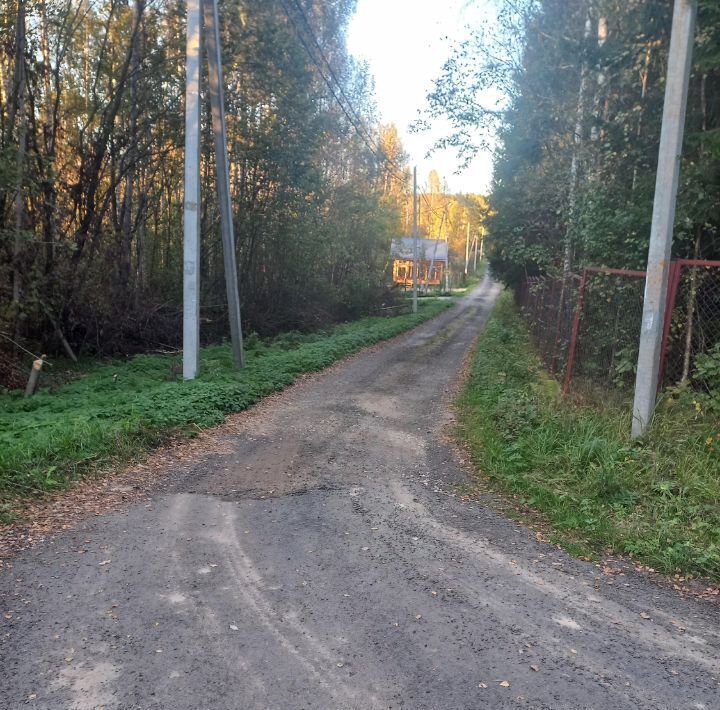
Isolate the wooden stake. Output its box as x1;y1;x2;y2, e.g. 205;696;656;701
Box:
24;355;45;398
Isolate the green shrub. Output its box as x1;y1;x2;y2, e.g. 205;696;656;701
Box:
0;300;452;499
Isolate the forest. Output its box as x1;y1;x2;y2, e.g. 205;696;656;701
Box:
0;0;434;388
427;0;719;284
424;0;720;404
0;0;494;391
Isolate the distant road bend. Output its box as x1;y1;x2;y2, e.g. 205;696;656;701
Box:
2;275;719;709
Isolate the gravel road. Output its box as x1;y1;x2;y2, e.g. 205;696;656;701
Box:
2;275;719;709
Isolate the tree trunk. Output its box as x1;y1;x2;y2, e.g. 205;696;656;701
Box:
39;0;58;275
563;13;593;278
13;0;28;336
680;74;707;385
120;0;144;290
631;44;653;192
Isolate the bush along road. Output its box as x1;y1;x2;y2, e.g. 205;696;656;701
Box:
0;299;452;514
1;275;719;709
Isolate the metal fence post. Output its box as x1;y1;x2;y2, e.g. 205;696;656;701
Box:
550;277;567;374
563;269;589;396
657;260;682;389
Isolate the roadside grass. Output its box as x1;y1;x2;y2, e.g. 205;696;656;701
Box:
0;299;453;513
457;292;720;580
452;263;487;294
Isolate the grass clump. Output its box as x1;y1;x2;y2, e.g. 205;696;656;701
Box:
0;300;452;504
458;292;720;580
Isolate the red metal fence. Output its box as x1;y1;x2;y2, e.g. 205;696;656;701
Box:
516;275;579;379
660;260;720;392
517;260;720;398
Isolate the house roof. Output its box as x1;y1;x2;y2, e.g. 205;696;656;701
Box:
390;237;448;262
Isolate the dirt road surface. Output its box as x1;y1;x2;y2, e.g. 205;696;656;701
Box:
2;276;719;709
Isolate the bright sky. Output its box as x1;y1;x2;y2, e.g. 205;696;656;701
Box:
347;0;495;195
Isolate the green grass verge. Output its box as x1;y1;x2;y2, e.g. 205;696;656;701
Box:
453;262;487;294
0;299;453;509
457;292;720;580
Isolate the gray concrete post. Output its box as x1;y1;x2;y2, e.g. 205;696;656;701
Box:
412;167;418;314
632;0;697;437
183;0;202;380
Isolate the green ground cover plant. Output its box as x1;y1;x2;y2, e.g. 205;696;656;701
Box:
458;292;720;580
0;300;452;509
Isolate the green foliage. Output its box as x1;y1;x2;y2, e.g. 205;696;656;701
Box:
0;300;452;499
0;0;408;363
692;344;720;415
425;1;720;285
693;343;720;389
458;293;720;579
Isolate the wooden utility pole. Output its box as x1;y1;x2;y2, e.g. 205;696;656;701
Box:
632;0;697;437
412;166;418;314
183;0;245;378
204;0;244;368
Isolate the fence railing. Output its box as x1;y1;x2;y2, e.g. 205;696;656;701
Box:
517;260;720;398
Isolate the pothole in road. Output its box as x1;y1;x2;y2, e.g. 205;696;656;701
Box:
212;482;346;502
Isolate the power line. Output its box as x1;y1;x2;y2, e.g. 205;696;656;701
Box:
280;0;362;140
278;0;410;185
279;0;454;235
286;0;380;153
417;181;446;224
279;1;379;154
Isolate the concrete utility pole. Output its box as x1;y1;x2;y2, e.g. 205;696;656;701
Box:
204;0;244;368
632;0;697;438
412;166;418;314
444;229;450;292
183;0;245;378
183;0;202;380
464;219;470;276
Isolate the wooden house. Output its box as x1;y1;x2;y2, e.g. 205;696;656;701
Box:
390;237;448;287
